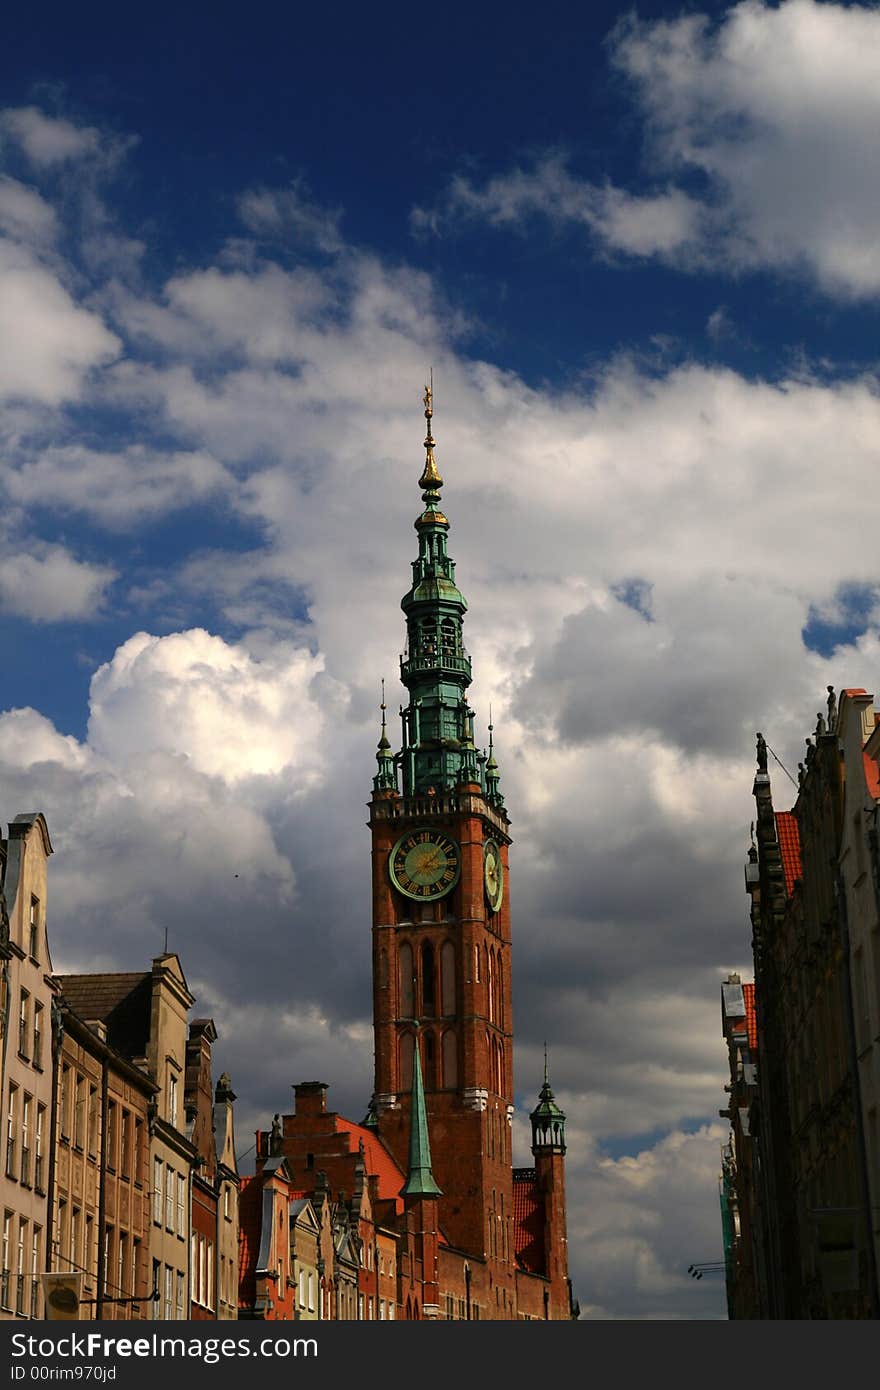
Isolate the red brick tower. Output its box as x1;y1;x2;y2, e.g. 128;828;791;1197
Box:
367;385;516;1306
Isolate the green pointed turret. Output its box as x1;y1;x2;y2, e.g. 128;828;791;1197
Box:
530;1046;566;1155
372;681;398;793
400;1035;443;1198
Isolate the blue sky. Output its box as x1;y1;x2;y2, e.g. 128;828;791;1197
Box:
3;0;880;1318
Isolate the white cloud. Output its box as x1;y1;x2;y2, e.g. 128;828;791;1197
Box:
0;240;120;404
415;2;880;297
0;106;103;167
238;180;344;253
0;541;115;621
4;444;234;527
0;176;57;245
87;628;333;786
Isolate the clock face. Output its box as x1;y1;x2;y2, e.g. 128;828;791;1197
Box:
390;829;460;901
483;840;504;912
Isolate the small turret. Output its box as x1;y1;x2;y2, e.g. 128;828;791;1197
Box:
373;681;398;793
530;1047;566;1156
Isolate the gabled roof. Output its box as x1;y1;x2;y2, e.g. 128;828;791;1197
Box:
512;1169;544;1275
774;811;802;895
742;982;758;1053
59;972;152;1058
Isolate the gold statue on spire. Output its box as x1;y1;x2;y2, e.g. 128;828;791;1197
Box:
419;376;443;493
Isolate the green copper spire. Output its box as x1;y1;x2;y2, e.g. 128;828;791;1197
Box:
530;1044;566;1155
373;680;398;793
400;1032;443;1198
398;384;477;795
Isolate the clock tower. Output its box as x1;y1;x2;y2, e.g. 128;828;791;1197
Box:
368;386;517;1299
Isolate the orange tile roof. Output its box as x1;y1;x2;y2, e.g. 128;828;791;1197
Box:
334;1117;406;1215
238;1176;261;1309
512;1170;544;1275
775;811;802;895
863;750;880;800
742;982;758;1053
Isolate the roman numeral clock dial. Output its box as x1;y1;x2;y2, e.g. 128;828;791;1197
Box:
389;829;461;901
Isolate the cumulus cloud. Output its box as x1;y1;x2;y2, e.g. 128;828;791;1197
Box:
415;1;880;297
0;541;115;621
0;240;120;403
238;180;344;254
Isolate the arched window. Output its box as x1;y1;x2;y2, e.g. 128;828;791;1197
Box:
486;950;494;1023
399;943;413;1017
421;941;435;1016
497;1039;504;1095
400;1032;414;1092
496;955;503;1028
440;617;456;659
442;1030;457;1089
440;941;455;1015
423;1030;436;1089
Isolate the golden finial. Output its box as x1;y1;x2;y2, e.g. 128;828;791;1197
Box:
419;370;443;494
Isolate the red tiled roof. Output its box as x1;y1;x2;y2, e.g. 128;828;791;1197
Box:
238;1176;261;1309
775;811;802;895
512;1170;544;1275
863;750;880;800
742;982;758;1053
334;1117;406;1215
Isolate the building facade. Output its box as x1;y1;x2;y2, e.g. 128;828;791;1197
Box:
726;695;880;1317
1;813;58;1322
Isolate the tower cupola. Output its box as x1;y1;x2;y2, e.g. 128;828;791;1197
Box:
530;1049;567;1156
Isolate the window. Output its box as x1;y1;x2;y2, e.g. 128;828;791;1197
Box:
32;1004;43;1069
30;1228;40;1317
165;1166;175;1230
168;1073;178;1126
20;1094;31;1186
6;1085;17;1179
2;1212;11;1309
223;1184;230;1220
176;1173;186;1237
175;1270;185;1320
153;1158;163;1225
133;1118;143;1185
34;1106;45;1191
106;1101;117;1169
163;1265;173;1320
18;991;29;1059
298;1267;305;1307
16;1219;25;1314
308;1271;314;1312
151;1260;161;1319
121;1110;131;1179
206;1242;213;1311
399;943;414;1017
132;1238;140;1302
190;1233;198;1303
84;1215;94;1287
60;1066;71;1140
28;898;39;960
70;1208;80;1274
74;1075;85;1150
57;1200;67;1268
103;1226;112;1293
198;1237;206;1307
88;1087;98;1158
118;1232;127;1297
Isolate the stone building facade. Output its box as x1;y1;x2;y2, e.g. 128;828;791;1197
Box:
1;813;58;1322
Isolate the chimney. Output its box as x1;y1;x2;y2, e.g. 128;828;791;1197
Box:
294;1082;329;1116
